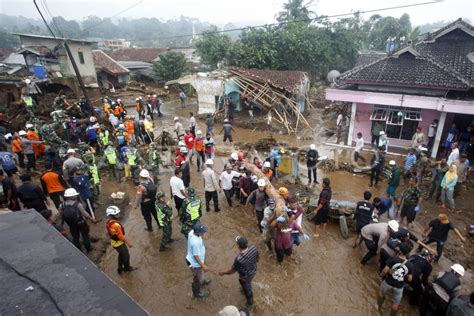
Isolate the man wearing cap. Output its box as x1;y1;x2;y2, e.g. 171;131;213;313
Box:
219;236;260;307
180;187;202;239
174;117;185;139
134;169;159;232
186;223;210;298
245;178;268;233
306;144;319;185
63;149;84;186
220;165;241;208
220;119;235;144
106;206;135;274
360;220;399;265
421;213;465;262
261;198;277;251
420;263;465;315
386;160;401;204
202;159;221;212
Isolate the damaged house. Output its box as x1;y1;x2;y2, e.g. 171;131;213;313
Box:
326;19;474;157
92;49;130;91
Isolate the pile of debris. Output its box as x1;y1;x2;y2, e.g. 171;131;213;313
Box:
235;136;287;152
228;67;313;134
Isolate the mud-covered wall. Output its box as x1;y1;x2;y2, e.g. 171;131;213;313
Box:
353;103;440;147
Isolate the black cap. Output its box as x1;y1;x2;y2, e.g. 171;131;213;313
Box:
236;236;248;249
193;223;208;234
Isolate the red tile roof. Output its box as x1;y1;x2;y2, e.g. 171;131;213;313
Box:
228;67;308;93
105;48;167;63
92;50;129;75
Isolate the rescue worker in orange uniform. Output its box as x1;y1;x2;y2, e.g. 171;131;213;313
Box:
40;162;68;209
106;205;136;274
11;133;25;168
125;116;136;142
26;123;44;157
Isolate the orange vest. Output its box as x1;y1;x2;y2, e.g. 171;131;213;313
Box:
11;138;23;153
125;121;135;134
113;107;120;116
195;139;204;152
27;130;44;157
41;171;65;194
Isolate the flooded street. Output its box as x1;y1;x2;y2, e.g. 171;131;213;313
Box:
99;99;418;315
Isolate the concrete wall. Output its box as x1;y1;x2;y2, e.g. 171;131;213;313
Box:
353;103;440;147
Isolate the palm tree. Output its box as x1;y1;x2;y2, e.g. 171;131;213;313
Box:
276;0;316;23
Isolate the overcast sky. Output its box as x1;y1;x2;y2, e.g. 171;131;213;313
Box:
0;0;472;26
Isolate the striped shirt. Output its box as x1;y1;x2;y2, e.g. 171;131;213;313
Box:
232;246;259;280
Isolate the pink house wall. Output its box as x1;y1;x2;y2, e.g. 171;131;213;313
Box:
353;103;441;147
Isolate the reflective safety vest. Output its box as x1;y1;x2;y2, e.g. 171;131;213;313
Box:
126;149;137;166
90;164;100;185
186;199;201;221
99;130;109;145
23;96;33;107
156;203;170;226
105;147;117;164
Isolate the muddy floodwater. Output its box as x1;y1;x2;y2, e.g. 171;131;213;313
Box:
99;99;469;315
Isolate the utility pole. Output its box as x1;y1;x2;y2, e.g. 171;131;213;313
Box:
33;0;95;116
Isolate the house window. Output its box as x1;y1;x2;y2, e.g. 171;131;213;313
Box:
370;106;422;140
78;51;85;64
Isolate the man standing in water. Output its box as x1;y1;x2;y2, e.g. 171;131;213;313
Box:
186;223;210;298
219;236;260;307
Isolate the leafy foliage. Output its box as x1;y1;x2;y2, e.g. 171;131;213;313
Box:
153;52;187;81
276;0;316;23
195;26;231;69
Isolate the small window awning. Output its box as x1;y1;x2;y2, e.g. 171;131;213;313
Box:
370;106;422;123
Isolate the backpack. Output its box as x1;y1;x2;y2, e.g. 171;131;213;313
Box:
62;201;85;226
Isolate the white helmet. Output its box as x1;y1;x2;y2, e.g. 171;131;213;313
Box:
19;130;27;136
451;264;465;276
139;169;150;178
139;96;143;100
197;130;202;135
153;94;157;98
389;160;396;166
224;119;229;123
106;205;121;216
66;149;76;154
257;178;266;187
174;116;179;121
231;152;238;160
89;116;97;123
117;98;121;102
118;124;125;129
205;159;214;165
25;123;34;129
180;147;188;154
388;220;399;232
263;161;271;168
64;188;79;197
310;144;316;150
135;97;139;101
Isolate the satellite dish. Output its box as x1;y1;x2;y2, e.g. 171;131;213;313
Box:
327;70;340;83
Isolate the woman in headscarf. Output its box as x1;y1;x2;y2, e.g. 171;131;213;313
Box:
439;164;458;211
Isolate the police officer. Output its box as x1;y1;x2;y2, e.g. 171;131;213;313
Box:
179;187;202;239
407;250;434;306
155;192;174;252
134;169;159;232
420;264;465;315
104;143;119;180
125;141;141;184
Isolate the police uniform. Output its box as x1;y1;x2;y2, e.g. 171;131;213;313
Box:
179;191;202;238
136;180;158;231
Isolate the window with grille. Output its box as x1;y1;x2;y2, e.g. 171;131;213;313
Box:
370;106;422;140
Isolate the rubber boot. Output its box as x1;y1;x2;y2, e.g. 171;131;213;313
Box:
246;297;254;307
377;296;385;311
193;291;209;298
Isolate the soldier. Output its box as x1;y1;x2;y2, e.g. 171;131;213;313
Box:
155;192;174;252
22;94;36;118
134;169;159;232
53;94;69;111
125;141;141;184
179;187;202;239
148;142;161;183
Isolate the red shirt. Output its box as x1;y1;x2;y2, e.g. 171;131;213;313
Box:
184;134;195;150
175;155;185;167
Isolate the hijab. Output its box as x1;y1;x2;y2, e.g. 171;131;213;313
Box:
444;164;458;186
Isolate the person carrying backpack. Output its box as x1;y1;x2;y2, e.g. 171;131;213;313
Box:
245;178;268;233
61;188;96;252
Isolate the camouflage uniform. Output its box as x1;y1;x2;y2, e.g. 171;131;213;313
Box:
179;188;202;239
148;143;161;183
155;196;173;250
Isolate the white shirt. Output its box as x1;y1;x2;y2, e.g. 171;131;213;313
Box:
170;176;185;199
175;122;185;136
428;123;437;138
189;116;196;128
355;137;364;153
447;148;459;166
219;170;240;190
337;114;343;126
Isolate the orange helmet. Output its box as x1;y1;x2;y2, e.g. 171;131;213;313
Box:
278;187;289;196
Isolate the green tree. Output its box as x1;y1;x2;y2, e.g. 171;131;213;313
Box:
153;51;187;81
51;16;81;38
195;26;231;69
276;0;315;23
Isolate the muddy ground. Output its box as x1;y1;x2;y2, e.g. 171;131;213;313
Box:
6;94;471;315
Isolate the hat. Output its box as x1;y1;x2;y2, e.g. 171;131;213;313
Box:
139;169;150;178
263;161;271;168
25;123;34;129
251;175;258;183
224;119;229;123
197;130;202;135
205;159;214;165
451;264;465;277
278;187;289;196
18;130;27;136
67;149;76;154
388;220;399;232
193;223;208;234
64;188;79;197
231;152;238;160
438;213;449;224
174;117;179;121
218;306;240;316
389;160;396;166
257;178;266;187
379;131;385;135
310;144;316;150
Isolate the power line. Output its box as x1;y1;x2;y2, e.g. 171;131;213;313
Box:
154;0;442;41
